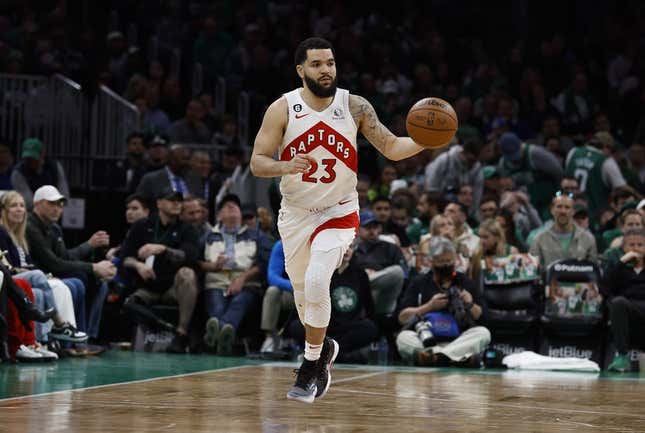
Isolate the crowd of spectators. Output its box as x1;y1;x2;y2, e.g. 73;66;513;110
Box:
1;1;645;370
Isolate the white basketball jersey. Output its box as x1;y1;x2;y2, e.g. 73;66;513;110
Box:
279;88;358;209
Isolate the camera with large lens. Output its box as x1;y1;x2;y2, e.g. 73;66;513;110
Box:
447;285;474;328
414;320;435;347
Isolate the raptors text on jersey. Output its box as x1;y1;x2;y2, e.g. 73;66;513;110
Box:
278;88;358;210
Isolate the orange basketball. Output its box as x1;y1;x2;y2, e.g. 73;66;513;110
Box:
406;97;458;149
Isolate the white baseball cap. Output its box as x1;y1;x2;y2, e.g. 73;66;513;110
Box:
33;185;66;203
638;199;645;211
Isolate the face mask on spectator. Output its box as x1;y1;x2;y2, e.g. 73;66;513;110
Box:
433;264;454;278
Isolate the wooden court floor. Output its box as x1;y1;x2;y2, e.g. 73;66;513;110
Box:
2;362;645;433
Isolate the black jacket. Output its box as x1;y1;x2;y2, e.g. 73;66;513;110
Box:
26;212;94;277
603;261;645;301
120;213;199;292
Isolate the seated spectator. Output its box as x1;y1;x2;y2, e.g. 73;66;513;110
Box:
11;138;70;210
0;262;56;362
199;194;271;355
499;190;542;242
573;203;591;232
107;194;150;260
356;174;371;210
212;114;240;147
144;135;170;173
478;195;499;223
186;150;216;207
3;276;58;361
603;228;645;372
121;188;199;353
122;132;148;194
471;218;520;281
529;191;598;270
496;208;525;251
418;214;471;274
288;243;378;364
367;164;398;203
560;176;581;196
532;114;575;156
370;196;410;247
180;195;211;238
456;184;478;225
26;186;115;340
136;144;194;203
353;211;407;316
606;208;643;250
167;99;212;144
407;191;444;245
0;191;86;343
260;240;295;353
396;236;490;366
444;201;480;257
424;137;485;210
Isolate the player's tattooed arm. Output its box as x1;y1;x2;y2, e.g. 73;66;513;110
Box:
349;94;424;161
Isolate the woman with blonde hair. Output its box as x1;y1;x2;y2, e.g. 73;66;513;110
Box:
417;214;470;273
471;218;520;281
0;191;86;343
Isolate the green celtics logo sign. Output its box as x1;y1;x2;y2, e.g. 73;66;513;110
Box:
332;285;358;313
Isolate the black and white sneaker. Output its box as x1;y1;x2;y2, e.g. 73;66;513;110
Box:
286;359;318;404
49;323;88;343
315;337;339;399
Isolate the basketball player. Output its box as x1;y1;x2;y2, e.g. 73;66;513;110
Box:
250;37;425;403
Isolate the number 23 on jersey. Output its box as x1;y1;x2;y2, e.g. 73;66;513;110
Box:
302;158;337;183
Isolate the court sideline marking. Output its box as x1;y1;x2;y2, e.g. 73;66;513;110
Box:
0;363;387;404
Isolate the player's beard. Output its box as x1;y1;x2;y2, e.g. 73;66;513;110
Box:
304;73;337;98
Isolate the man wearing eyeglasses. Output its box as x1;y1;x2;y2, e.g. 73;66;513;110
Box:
529;191;598;270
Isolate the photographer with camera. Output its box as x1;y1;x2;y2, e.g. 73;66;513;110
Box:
395;236;490;366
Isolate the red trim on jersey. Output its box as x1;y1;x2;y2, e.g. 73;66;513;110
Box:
280;121;357;172
309;211;359;245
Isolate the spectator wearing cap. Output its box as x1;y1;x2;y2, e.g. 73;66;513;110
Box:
354;210;407;316
145;135;170;173
529;192;598;271
136;144;194;204
121;188;200;354
573;202;590;231
199;194;272;356
497;132;563;214
167;99;212;144
424;137;487;213
11;138;70;210
26;185;116;339
564;132;626;216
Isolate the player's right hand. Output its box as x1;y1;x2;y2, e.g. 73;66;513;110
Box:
283;153;316;174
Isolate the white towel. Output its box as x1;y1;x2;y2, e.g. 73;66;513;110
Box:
502;351;600;372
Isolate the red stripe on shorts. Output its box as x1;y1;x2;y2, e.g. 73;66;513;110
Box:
309;211;359;245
